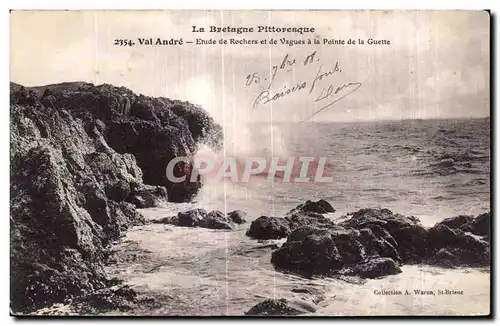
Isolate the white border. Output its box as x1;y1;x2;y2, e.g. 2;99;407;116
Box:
2;1;498;325
3;0;500;10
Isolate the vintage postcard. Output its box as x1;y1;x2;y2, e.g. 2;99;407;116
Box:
10;10;490;316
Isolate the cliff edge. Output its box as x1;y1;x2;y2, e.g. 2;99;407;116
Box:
10;82;222;313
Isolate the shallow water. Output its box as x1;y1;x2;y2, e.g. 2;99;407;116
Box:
106;213;490;316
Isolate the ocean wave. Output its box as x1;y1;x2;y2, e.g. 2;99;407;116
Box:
462;179;488;187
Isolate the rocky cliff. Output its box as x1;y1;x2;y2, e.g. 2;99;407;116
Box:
10;82;222;313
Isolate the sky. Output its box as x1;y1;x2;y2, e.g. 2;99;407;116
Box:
10;10;490;125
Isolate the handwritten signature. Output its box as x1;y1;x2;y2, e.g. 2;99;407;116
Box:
308;81;362;121
247;50;362;121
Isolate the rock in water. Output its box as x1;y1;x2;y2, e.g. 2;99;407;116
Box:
427;224;490;266
348;257;402;279
228;210;247;224
271;208;490;279
177;209;207;227
434;215;474;230
152;208;247;230
246;199;336;240
288;199;336;214
10;82;222;314
198;210;234;230
339;208;430;263
271;226;375;277
461;212;490;238
245;299;304;316
438;158;455;168
246;216;292;240
126;185;168;208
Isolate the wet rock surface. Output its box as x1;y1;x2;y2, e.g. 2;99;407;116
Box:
433;214;473;230
246;199;336;240
177;208;207;227
426;224;490;266
246;216;292;240
270;204;490;279
10;82;222;314
339;208;430;263
126;185;168;209
461;212;490;238
22;81;222;202
245;299;305;316
346;257;402;279
66;284;159;315
228;210;247;224
288;199;336;214
152;209;247;230
33;283;160;316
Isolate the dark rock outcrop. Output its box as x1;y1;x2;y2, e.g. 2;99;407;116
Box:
245;299;304;316
434;215;473;230
246;199;336;240
271;224;402;278
271;226;367;277
169;102;223;150
426;224;489;266
126;185;167;209
339;208;429;263
10;82;222;314
177;208;207;227
23;81;222;202
198;210;234;230
271;208;490;279
228;210;247;224
288;199;336;214
66;284;158;315
346;257;402;279
461;212;490;238
152;208;247;230
246;216;292;240
34;283;159;316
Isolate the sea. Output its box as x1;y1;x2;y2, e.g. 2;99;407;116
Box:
106;118;491;316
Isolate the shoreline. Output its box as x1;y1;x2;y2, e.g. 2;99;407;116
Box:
102;203;490;316
98;200;490;316
26;198;491;316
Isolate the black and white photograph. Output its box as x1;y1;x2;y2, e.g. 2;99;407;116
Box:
9;10;491;316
